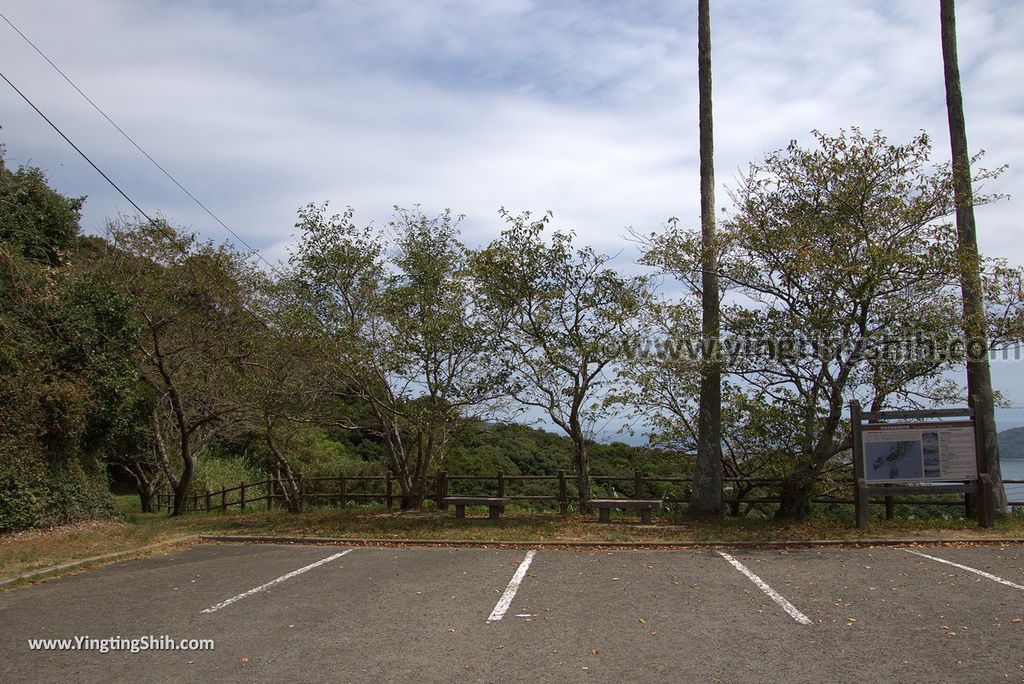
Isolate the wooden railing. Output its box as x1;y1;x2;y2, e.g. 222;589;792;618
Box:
151;470;1024;516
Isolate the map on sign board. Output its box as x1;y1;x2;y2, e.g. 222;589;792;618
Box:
862;421;977;482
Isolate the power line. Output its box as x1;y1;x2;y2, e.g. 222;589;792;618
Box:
1;70;162;227
1;69;269;331
0;10;279;274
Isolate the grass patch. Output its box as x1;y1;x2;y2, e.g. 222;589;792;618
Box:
2;499;1021;585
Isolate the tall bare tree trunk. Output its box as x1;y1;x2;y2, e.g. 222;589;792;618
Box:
691;0;723;516
939;0;1007;515
265;425;303;513
571;429;593;513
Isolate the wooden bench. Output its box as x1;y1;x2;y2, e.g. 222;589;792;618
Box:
589;499;663;524
444;496;511;519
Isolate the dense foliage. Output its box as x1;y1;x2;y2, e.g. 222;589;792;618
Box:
0;155;137;530
2;128;1022;529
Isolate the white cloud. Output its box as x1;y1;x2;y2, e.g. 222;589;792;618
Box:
1;0;1021;409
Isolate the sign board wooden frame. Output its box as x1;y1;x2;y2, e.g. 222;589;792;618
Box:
850;398;994;528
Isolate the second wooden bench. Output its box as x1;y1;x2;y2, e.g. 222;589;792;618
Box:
588;498;663;524
443;496;512;519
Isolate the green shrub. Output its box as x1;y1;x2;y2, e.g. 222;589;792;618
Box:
0;444;114;532
190;455;264;494
264;428;385;480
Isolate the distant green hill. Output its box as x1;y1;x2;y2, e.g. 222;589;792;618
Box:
446;420;689;477
998;426;1024;461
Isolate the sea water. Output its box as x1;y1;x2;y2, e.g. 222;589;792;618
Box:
1001;459;1024;508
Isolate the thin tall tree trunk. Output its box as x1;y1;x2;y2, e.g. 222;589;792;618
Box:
564;408;594;513
691;0;723;516
172;447;195;517
939;0;1007;515
572;436;593;514
265;425;303;513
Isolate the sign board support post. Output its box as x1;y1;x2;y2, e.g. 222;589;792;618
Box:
851;400;869;529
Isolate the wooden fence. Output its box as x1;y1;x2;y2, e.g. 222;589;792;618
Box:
152;470;1024;517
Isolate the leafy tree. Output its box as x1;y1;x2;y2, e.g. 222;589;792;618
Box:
290;205;501;508
238;277;330;512
0;153;81;266
472;211;652;510
642;128;1004;518
0;154;136;529
107;219;260;516
105;390;163;513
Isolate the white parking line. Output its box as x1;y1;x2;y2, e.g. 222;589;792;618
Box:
201;549;353;614
487;551;536;623
718;551;813;625
901;549;1024;590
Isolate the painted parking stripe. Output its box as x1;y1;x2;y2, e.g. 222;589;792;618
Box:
201;549;353;614
487;551;536;623
718;551;813;625
901;549;1024;590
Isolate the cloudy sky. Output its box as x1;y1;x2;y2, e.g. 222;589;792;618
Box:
2;0;1022;428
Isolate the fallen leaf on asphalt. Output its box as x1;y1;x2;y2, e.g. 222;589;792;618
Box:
1011;618;1022;623
241;657;249;665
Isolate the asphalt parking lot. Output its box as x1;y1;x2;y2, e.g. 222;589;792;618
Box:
1;543;1021;682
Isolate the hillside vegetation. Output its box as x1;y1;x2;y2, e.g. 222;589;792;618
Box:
998;427;1024;460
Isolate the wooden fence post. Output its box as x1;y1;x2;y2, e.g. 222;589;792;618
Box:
385;473;393;509
558;470;568;516
497;471;506;498
267;477;274;511
339;475;347;508
884;495;894;521
964;483;975;518
298;472;305;512
205;489;211;512
634;470;643;499
193;492;199;512
977;475;995;529
438;471;449;510
221;488;227;511
240;481;247;511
